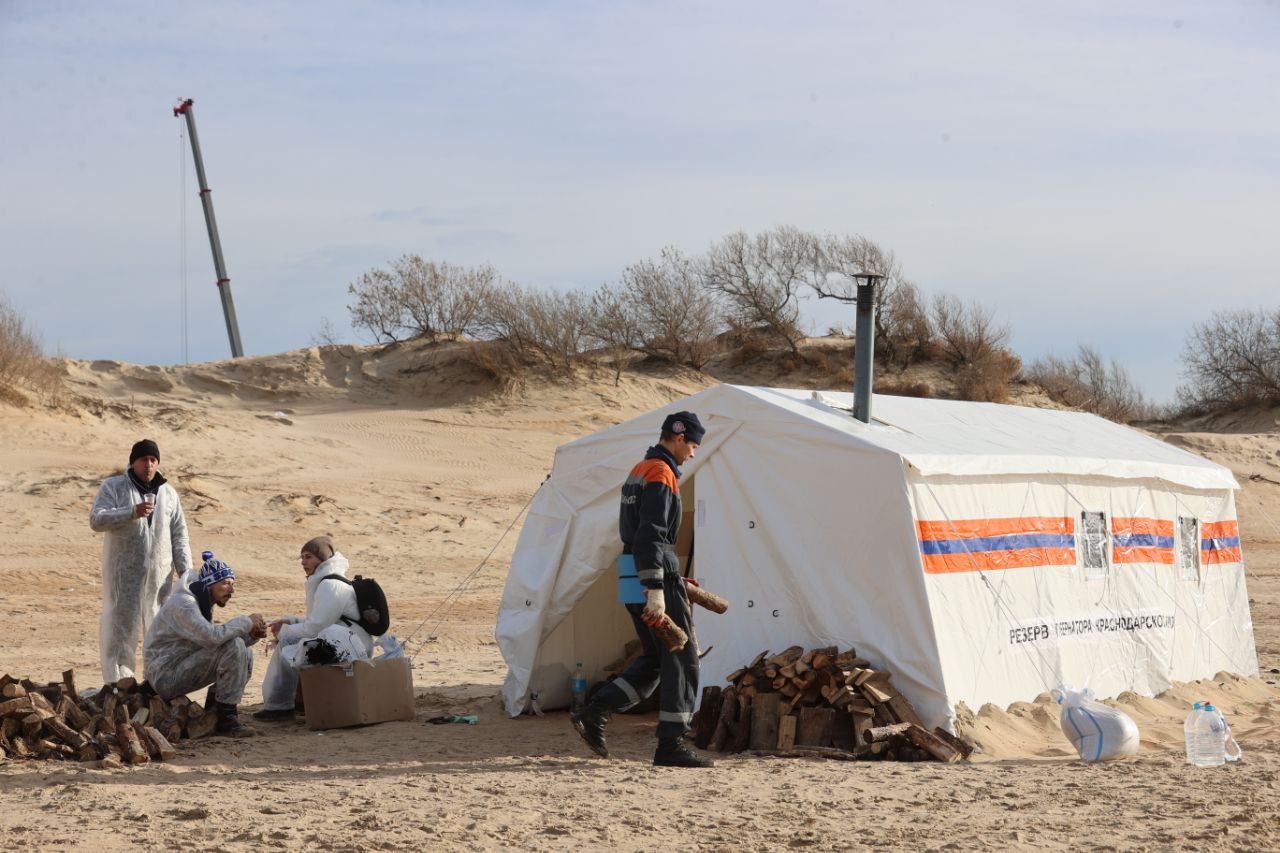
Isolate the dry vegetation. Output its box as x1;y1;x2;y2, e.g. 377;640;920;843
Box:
0;292;62;407
345;228;1034;403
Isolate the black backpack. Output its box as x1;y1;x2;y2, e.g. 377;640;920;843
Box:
320;574;390;636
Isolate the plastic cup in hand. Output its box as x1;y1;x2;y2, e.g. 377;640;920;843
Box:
143;493;155;509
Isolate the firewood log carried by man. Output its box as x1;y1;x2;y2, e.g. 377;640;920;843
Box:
0;669;212;770
688;645;974;762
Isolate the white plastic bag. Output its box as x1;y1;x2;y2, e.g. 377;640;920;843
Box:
373;633;406;659
1052;686;1140;762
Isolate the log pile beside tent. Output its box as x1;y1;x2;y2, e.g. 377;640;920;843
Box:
498;384;1257;731
690;645;972;762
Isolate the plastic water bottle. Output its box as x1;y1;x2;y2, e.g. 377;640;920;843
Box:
1183;702;1204;765
1207;704;1243;763
1189;702;1227;766
571;662;587;714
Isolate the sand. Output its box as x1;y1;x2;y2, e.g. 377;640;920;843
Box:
3;340;1280;851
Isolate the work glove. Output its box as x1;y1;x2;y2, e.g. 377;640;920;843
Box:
642;587;666;625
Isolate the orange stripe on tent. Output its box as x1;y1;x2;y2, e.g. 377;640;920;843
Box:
1111;517;1174;537
1113;547;1175;565
922;547;1077;574
1202;520;1239;539
916;516;1074;540
1202;548;1242;565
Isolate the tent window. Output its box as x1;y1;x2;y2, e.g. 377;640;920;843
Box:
1080;511;1108;577
1178;516;1200;582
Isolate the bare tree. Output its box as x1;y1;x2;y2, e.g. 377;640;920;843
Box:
1179;308;1280;412
621;247;723;369
0;292;62;404
347;266;405;343
586;282;643;384
701;227;810;354
347;255;495;343
1025;345;1151;422
476;282;592;372
808;233;932;366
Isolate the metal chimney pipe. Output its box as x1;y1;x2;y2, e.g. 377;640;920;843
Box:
852;273;883;423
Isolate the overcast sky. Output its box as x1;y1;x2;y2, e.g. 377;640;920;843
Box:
2;1;1277;401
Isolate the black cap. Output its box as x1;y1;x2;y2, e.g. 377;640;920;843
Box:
129;439;160;465
661;411;705;445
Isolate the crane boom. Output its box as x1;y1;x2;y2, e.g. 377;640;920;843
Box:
173;98;244;358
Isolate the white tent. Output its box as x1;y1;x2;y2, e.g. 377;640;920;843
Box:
496;384;1257;729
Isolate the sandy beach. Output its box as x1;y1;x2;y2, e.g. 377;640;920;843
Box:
3;341;1280;851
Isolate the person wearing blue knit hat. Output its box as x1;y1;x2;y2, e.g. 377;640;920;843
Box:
143;551;268;736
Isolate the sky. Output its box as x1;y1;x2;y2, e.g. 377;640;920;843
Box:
1;1;1277;402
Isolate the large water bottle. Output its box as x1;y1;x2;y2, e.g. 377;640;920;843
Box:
1208;704;1243;763
1189;702;1227;766
571;661;587;714
1183;702;1204;765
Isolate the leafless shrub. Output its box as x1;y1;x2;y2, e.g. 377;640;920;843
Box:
928;293;1020;402
1178;308;1280;413
701;227;810;354
585;283;642;385
462;339;527;389
1025;345;1152;422
0;293;62;406
310;317;340;347
614;247;723;369
348;255;495;343
955;350;1022;403
476;282;591;372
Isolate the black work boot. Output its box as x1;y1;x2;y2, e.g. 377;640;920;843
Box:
215;702;254;738
570;704;611;758
653;735;714;768
252;707;295;722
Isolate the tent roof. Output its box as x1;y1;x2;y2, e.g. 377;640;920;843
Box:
563;385;1237;492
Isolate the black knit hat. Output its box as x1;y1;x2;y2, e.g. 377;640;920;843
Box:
129;439;160;465
661;411;705;445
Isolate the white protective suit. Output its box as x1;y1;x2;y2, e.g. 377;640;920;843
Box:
90;472;192;682
261;552;373;710
142;570;258;705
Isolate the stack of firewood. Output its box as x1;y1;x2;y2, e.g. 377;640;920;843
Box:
690;645;972;762
1;670;216;769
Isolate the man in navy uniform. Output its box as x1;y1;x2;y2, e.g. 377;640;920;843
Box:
572;411;712;768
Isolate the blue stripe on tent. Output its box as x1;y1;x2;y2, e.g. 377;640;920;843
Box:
1112;534;1175;549
919;533;1077;556
1202;536;1241;550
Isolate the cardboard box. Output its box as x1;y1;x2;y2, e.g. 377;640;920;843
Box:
300;656;416;731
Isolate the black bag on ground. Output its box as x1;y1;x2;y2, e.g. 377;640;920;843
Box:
320;574;391;636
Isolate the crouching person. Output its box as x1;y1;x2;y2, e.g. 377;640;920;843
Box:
255;536;374;722
143;553;266;737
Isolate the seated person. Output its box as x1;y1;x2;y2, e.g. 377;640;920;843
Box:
255;536;374;722
143;552;267;736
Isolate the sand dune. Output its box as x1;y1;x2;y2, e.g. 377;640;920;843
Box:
3;342;1280;851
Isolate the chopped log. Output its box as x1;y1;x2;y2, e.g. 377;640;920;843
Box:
902;725;962;763
851;710;873;746
127;694;146;716
9;735;32;758
725;668;746;685
1;682;27;699
748;692;782;752
22;713;44;740
708;687;738;752
139;726;177;761
185;700;204;721
84;717;100;739
131;707;150;727
169;695;191;712
692;686;723;750
872;704;897;727
747;650;770;670
0;696;36;718
95;733;122;762
43;717;88;751
185;710;218;740
158;718;183;744
863;722;912;744
766;645;804;667
738;685;758;700
932;727;974;760
810;652;832;671
57;695;91;730
29;692;57;715
729;694;752;753
113;706;149;765
885;693;925;728
62;669;78;699
2;717;20;742
799;681;822;706
796;707;835;748
777;715;797;750
771;675;789;691
116;677;137;693
798;650;815;666
748;745;868;762
779;663;798;679
38;738;76;758
793;658;810;675
861;682;893;705
78;742;101;762
651;614;689;651
778;681;799;699
739;672;758;688
149;696;170;722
